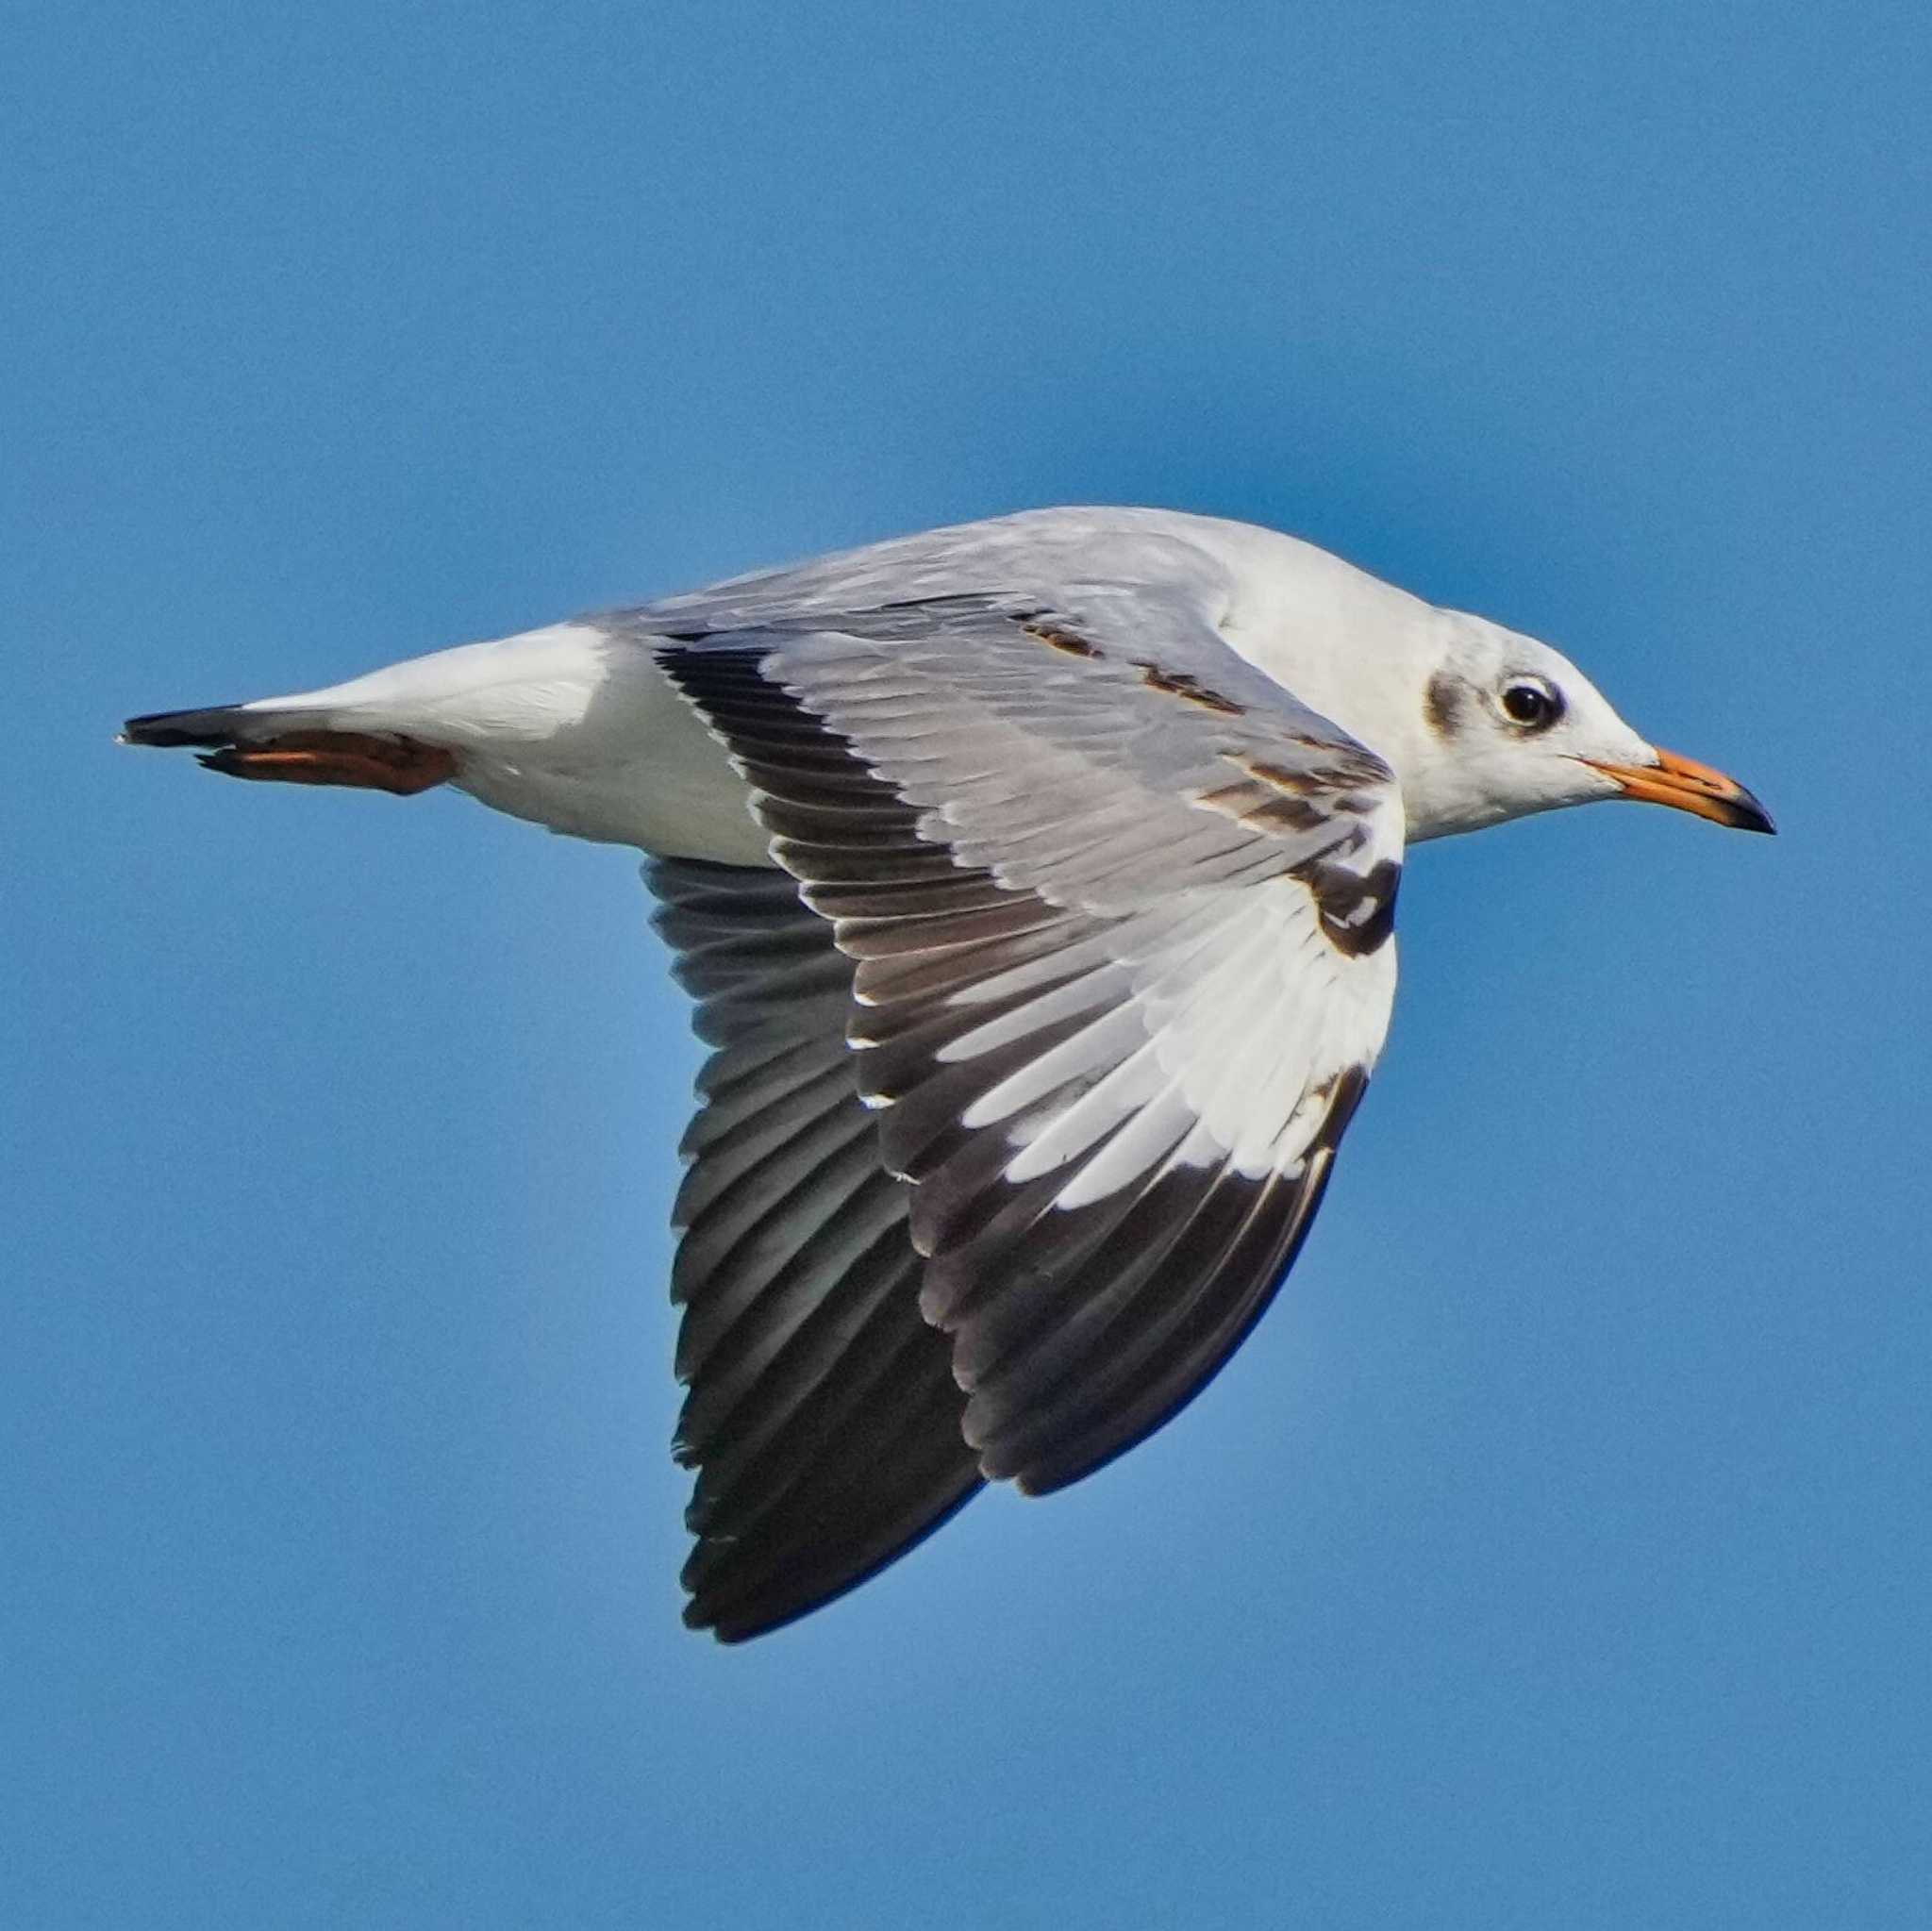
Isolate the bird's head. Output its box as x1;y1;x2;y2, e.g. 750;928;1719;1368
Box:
1385;611;1774;844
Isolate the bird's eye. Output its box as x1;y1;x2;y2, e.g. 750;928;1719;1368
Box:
1499;676;1563;730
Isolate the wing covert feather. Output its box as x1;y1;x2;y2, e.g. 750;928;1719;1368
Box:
658;590;1400;1498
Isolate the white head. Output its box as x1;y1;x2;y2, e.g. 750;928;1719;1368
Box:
1374;608;1774;843
1208;521;1772;846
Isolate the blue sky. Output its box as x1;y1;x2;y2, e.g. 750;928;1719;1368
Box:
6;2;1929;1923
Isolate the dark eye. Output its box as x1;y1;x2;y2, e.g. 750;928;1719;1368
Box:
1499;676;1563;729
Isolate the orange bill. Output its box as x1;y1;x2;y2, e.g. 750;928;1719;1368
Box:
1584;746;1774;834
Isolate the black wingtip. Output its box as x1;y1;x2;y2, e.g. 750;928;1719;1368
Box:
682;1463;984;1644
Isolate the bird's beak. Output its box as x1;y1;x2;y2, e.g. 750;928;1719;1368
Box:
1585;747;1776;834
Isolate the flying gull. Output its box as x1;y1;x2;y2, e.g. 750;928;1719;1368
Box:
123;507;1774;1640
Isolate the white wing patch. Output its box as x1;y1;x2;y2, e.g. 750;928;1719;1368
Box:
944;874;1395;1197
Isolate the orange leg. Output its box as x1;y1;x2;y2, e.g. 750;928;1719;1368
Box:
198;731;458;797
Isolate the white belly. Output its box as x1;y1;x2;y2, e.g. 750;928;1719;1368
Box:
447;632;774;863
240;619;776;865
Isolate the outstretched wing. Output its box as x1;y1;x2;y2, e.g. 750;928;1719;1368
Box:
651;574;1402;1501
646;858;982;1642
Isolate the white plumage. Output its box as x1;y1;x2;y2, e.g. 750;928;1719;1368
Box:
124;506;1771;1640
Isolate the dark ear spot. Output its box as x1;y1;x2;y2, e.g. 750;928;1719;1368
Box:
1424;672;1461;739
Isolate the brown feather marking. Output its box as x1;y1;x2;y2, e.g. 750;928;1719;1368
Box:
1292;857;1401;957
1239;757;1320;795
1239;751;1388;793
1192;774;1327;835
1132;660;1245;715
1024;624;1106;659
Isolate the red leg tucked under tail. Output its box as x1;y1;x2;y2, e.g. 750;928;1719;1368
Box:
195;731;457;796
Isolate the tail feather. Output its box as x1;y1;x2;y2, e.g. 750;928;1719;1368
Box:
121;706;458;795
120;704;258;749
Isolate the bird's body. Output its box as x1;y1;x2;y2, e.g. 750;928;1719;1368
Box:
143;510;1599;857
125;506;1771;1640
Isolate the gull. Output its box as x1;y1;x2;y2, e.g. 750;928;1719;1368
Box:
123;506;1773;1640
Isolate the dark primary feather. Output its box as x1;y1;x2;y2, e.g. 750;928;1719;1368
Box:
647;858;981;1641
